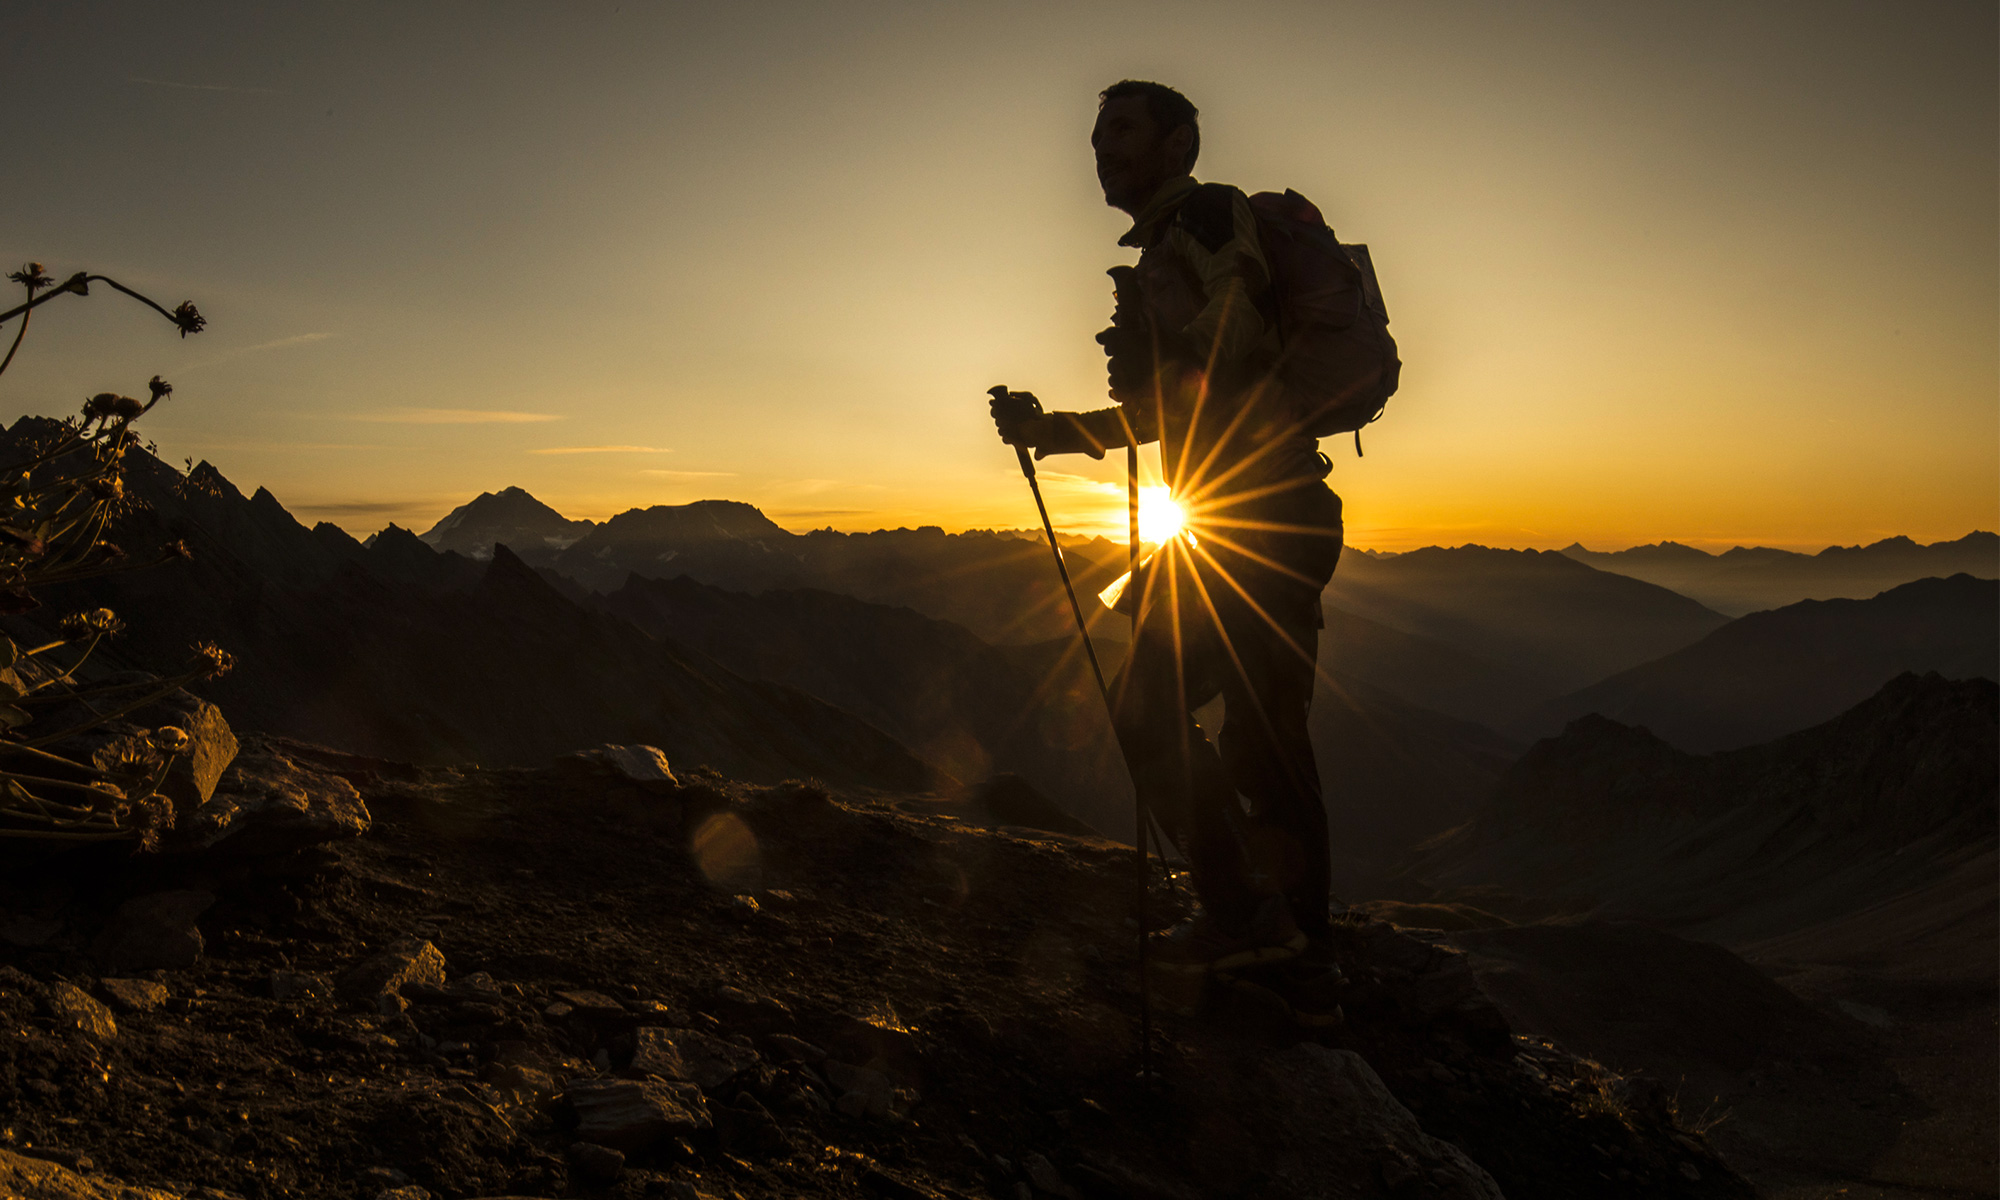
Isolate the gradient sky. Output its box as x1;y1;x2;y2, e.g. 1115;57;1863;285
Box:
4;1;1994;551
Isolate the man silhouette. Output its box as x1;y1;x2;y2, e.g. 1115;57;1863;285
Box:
990;81;1345;1012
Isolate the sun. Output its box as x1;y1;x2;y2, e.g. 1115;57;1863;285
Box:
1138;486;1187;544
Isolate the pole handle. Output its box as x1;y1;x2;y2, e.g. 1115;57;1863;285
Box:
989;384;1041;480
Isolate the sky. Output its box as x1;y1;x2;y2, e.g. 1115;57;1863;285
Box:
2;0;1995;551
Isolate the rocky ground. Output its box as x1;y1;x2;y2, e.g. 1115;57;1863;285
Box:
0;741;1750;1200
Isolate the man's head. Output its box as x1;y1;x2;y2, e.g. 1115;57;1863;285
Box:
1092;80;1199;215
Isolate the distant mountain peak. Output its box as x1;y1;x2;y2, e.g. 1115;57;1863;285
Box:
418;486;596;561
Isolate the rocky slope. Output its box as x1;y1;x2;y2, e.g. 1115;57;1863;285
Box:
597;573;1522;864
0;744;1751;1200
1540;574;1999;751
1561;532;1999;616
597;575;1132;837
1386;673;1999;1195
1318;606;1541;733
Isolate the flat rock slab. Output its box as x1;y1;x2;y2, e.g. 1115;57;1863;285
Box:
553;990;626;1018
90;890;213;973
629;1026;760;1089
567;1077;711;1152
99;978;169;1014
0;1148;183;1199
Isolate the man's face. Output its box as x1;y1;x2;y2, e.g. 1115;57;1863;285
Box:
1092;96;1188;215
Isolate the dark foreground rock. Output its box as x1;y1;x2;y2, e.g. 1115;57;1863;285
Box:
169;735;372;857
0;763;1750;1199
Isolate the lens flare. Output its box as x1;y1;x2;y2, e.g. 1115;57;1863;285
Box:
1138;487;1186;544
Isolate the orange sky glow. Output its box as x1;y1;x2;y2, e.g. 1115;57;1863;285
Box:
3;1;1994;553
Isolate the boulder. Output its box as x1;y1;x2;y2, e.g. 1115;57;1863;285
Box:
567;1141;625;1184
824;1060;895;1119
338;939;446;1012
90;890;214;972
98;978;169;1014
558;744;679;789
708;984;794;1032
43;675;238;810
171;746;370;857
0;911;62;948
759;1033;826;1064
566;1077;711;1152
629;1026;760;1089
44;982;117;1042
1258;1044;1503;1200
1022;1153;1080;1200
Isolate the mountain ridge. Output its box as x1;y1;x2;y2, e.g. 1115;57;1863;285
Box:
1561;531;1998;615
1409;670;1998;982
1541;573;1999;751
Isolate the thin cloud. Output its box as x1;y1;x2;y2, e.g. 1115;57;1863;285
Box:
531;445;671;455
354;409;561;425
178;439;383;452
640;469;736;479
129;76;281;95
182;331;335;372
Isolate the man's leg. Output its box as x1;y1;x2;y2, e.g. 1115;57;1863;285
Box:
1106;569;1260;929
1210;480;1343;940
1217;614;1331;939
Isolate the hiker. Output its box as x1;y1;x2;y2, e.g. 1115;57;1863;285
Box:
989;81;1352;1003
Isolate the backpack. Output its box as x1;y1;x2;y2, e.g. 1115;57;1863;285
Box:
1247;189;1401;451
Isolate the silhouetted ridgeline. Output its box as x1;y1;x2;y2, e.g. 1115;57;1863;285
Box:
1561;531;1998;615
0;419;934;788
1538;574;1998;751
421;487;1130;646
1324;544;1732;697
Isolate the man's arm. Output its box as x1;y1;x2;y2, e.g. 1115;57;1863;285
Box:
1025;405;1156;459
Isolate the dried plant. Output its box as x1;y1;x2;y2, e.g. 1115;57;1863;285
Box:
0;264;230;848
0;262;204;380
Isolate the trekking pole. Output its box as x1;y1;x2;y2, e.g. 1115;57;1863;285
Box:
989;387;1111;696
988;385;1153;1078
1126;437;1158;1082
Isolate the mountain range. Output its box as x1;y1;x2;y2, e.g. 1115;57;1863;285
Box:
14;446;1988;868
1323;545;1732;701
1561;532;1997;616
1405;671;1998;984
1540;574;1999;751
3;421;934;790
412;484;2000;763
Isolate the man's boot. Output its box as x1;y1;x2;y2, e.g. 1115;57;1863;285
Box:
1148;894;1307;976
